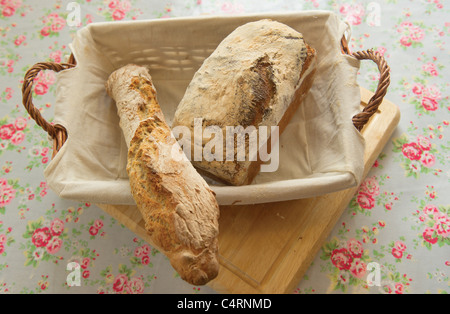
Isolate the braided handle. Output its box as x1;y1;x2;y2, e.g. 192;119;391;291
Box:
350;50;391;131
22;39;390;160
21;60;75;156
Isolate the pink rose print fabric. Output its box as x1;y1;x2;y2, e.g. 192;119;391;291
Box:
0;0;448;294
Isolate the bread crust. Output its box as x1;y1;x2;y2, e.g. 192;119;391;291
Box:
173;19;317;186
106;64;220;286
244;44;317;185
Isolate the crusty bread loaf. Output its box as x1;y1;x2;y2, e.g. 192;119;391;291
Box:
106;64;220;286
172;19;317;186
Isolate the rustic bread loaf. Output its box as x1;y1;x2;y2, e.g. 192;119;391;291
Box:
172;19;317;186
106;64;220;286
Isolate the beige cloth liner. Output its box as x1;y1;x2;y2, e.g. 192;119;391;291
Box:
44;11;365;206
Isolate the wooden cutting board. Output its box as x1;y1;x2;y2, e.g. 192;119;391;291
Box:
96;87;400;294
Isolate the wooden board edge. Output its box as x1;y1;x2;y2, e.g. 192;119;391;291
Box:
258;90;401;293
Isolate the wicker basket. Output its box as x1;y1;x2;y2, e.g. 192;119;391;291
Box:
21;12;390;205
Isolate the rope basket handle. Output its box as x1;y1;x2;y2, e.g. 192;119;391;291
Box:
341;36;391;131
21;56;76;157
21;37;390;157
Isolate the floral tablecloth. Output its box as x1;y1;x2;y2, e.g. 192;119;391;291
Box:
0;0;448;294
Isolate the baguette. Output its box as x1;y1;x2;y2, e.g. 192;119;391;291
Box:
172;19;317;186
106;64;220;286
